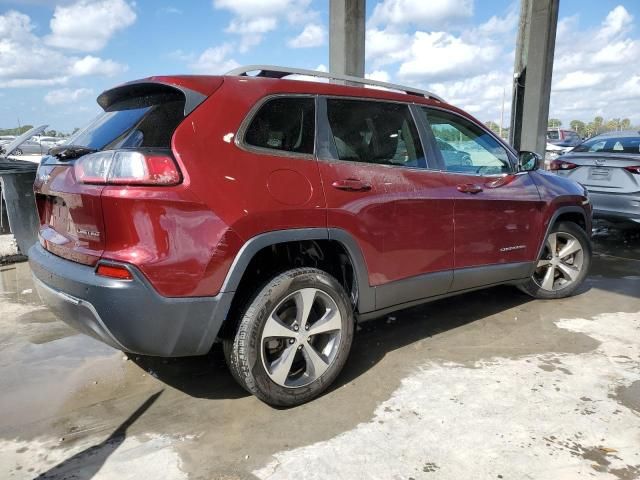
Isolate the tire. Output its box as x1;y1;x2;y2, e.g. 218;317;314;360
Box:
224;268;354;407
518;221;592;299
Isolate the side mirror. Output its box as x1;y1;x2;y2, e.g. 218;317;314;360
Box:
518;151;541;172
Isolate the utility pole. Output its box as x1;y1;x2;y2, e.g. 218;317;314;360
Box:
329;0;365;79
500;87;506;138
510;0;559;156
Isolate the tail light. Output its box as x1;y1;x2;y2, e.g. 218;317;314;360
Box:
624;165;640;174
549;159;578;171
75;150;181;186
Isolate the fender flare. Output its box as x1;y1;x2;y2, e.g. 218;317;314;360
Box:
219;228;376;314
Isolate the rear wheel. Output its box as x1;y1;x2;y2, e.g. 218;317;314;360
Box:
224;268;354;407
519;221;591;299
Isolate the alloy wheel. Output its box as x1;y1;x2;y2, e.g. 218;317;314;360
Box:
533;232;584;291
261;288;342;388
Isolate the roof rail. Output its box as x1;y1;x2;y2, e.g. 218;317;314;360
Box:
225;65;444;102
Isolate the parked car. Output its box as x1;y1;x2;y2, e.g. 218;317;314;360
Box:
9;139;46;155
435;138;472;169
0;126;48;157
30;66;593;406
547;128;582;147
550;130;640;224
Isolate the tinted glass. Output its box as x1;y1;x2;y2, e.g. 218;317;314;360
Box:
573;136;640;154
245;97;315;155
68;93;186;150
422;108;511;174
547;130;560;140
326;99;424;167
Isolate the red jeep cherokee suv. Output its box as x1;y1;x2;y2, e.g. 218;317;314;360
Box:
30;66;592;406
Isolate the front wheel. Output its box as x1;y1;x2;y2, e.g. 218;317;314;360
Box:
224;268;354;407
518;221;591;299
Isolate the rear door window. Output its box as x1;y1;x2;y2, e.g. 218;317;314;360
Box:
244;97;315;155
68;92;186;150
325;99;425;168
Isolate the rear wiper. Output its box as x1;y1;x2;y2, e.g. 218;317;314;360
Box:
49;145;97;161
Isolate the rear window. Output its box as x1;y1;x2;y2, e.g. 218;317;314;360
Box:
573;136;640;154
547;130;560;140
68;92;186;151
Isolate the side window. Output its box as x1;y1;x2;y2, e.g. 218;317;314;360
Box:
326;99;425;168
244;97;315;155
588;140;606;152
422;108;512;175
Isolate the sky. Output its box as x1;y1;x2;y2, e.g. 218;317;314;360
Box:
0;0;638;133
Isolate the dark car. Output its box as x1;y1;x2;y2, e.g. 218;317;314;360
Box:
550;130;640;224
30;66;593;406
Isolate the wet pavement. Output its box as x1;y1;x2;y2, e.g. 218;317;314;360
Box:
0;223;639;479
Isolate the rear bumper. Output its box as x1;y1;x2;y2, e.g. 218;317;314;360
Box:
29;244;233;356
589;191;640;222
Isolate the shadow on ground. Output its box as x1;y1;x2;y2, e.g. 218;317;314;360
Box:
34;391;163;480
131;285;535;402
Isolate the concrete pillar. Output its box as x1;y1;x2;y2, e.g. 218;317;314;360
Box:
329;0;365;78
510;0;559;156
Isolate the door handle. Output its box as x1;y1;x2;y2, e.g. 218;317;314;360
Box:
331;179;372;192
456;183;483;194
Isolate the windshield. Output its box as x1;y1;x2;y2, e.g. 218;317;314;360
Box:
573;136;640;154
67;93;185;151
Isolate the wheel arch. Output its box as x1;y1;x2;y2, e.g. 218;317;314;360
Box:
217;228;374;338
536;206;590;259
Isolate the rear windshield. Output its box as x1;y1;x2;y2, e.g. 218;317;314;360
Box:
68;92;185;150
573;136;640;154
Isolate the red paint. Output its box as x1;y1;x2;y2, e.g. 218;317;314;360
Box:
33;74;590;299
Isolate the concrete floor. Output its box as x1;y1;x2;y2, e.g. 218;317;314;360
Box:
0;225;639;480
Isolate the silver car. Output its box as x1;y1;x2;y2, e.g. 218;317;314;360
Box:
551;130;640;224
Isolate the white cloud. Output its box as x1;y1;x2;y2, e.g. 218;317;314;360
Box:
596;5;633;42
288;23;326;48
0;10;127;88
549;5;640;123
554;71;606;91
366;28;411;68
46;0;136;52
213;0;315;50
366;70;391;83
69;56;127;76
398;31;500;82
189;43;239;74
369;0;473;29
44;87;94;105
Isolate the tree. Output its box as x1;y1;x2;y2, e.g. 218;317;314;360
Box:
569;120;586;137
45;129;58;137
548;118;562;128
484;121;501;135
621;118;631;130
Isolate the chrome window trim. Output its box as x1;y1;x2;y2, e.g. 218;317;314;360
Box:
235;93;318;160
